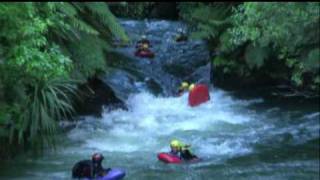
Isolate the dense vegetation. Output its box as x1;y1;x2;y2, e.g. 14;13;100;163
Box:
109;2;155;19
0;2;128;158
178;2;319;95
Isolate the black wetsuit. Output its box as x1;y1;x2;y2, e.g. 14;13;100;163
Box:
177;88;187;96
72;160;109;179
176;33;188;42
170;149;198;161
180;149;198;160
136;39;152;49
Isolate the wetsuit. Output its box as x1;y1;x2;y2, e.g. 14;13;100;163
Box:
176;33;188;42
177;88;187;96
180;149;198;160
136;39;152;55
72;160;110;179
170;149;198;161
136;39;152;49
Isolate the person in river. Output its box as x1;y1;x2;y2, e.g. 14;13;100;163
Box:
136;35;152;50
135;35;154;58
169;139;199;161
175;28;188;42
72;153;110;179
178;82;195;96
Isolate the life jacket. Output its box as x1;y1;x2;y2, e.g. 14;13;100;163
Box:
72;160;93;178
72;160;106;178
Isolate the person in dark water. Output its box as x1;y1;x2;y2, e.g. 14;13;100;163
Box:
135;34;155;58
175;28;188;42
72;153;110;179
169;139;199;161
136;35;151;49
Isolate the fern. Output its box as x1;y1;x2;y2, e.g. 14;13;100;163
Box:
69;17;99;35
180;3;233;40
303;48;320;72
68;33;108;80
13;78;77;146
57;2;78;17
245;44;269;69
84;2;129;42
0;2;131;155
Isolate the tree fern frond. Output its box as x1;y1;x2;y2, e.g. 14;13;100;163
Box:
69;17;99;35
84;2;129;42
57;2;78;17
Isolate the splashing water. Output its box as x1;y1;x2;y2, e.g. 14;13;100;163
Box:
1;87;318;180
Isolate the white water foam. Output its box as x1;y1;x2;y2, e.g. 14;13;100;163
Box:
66;88;261;159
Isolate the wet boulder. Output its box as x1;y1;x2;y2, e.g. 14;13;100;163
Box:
161;41;210;78
98;68;140;103
186;63;212;86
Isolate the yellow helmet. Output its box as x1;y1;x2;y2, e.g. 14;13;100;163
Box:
180;82;189;89
188;83;195;91
142;44;149;49
170;139;182;148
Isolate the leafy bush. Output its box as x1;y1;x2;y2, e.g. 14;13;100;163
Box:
109;2;155;19
0;2;128;156
179;2;320;93
229;2;319;90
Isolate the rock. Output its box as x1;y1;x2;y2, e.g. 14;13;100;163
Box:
74;77;126;117
160;42;210;81
99;68;139;102
149;2;179;20
107;49;179;96
59;121;77;132
186;63;212;86
112;20;211;96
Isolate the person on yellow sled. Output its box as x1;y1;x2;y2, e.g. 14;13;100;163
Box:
177;82;195;96
169;139;199;161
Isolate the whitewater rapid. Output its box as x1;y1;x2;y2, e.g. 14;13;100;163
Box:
1;88;318;180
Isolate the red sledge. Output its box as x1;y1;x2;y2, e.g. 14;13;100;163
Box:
188;84;210;107
158;153;182;164
157;153;201;164
134;50;155;58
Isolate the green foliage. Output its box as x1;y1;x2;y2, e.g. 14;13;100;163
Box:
178;3;233;40
213;56;237;74
245;44;269;69
109;2;154;19
180;2;320;93
229;2;319;90
51;2;129;81
0;2;128;156
230;3;319;48
304;48;320;72
68;33;107;80
85;2;129;43
9;78;77;147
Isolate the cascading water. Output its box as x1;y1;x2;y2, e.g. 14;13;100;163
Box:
0;19;319;180
0;87;318;180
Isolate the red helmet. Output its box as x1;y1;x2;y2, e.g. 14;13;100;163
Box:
92;153;104;163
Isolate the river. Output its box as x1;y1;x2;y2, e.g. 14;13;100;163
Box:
0;86;319;180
